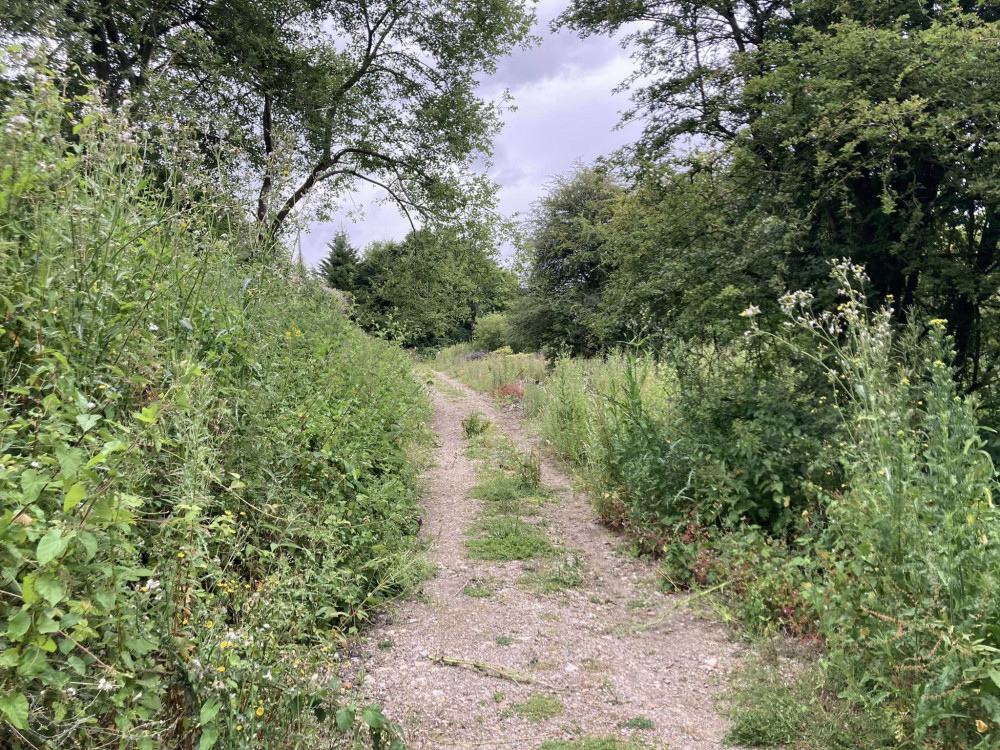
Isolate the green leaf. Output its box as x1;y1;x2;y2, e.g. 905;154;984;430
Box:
20;469;47;504
76;414;100;432
135;403;161;425
67;655;86;675
0;692;29;729
77;531;98;561
56;446;84;480
362;704;385;731
35;574;64;606
20;574;38;606
37;529;71;566
335;705;355;733
63;482;86;513
198;724;219;750
7;610;31;639
199;699;221;726
989;668;1000;689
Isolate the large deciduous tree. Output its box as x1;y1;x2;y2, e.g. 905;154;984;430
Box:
351;225;515;347
558;0;1000;387
512;165;622;356
3;0;533;239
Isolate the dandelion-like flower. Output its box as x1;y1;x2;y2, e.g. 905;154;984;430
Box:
740;304;761;318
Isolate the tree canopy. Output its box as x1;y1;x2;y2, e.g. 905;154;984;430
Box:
511;166;623;355
349;226;516;348
3;0;534;239
539;1;1000;390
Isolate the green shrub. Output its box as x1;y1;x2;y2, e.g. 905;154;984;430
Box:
723;653;896;749
0;64;423;749
462;411;492;438
472;312;512;351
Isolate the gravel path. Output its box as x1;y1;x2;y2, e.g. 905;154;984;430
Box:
358;372;744;749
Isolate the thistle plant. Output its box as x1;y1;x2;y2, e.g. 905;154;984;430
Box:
756;260;1000;747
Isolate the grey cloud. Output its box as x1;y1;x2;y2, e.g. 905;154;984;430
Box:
302;1;639;268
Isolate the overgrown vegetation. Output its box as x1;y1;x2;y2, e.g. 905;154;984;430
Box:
438;262;1000;747
323;228;517;349
0;64;429;749
426;9;1000;739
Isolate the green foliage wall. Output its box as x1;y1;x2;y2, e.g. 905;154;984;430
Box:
351;226;516;349
0;70;426;748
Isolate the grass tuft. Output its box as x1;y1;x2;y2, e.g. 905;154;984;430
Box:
512;695;565;722
465;517;555;561
520;554;585;593
618;717;655;731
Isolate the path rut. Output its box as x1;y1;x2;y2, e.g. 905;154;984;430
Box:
358;372;743;749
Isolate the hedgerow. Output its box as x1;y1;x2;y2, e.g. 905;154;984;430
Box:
0;61;427;748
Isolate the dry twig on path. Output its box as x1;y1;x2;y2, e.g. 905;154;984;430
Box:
428;654;560;690
622;579;737;635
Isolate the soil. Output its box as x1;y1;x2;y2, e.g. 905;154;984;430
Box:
358;371;745;750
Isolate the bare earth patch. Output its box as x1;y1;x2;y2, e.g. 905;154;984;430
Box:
359;372;744;749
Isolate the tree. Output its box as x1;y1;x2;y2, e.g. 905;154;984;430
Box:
352;225;514;347
558;1;1000;386
3;0;534;239
597;155;788;348
737;12;1000;387
318;232;359;290
512;165;622;355
555;0;793;151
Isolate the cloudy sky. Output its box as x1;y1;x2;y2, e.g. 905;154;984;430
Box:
297;0;641;267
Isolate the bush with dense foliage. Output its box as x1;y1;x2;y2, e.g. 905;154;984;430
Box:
0;67;427;749
471;312;513;352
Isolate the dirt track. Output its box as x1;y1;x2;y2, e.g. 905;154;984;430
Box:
358;372;744;749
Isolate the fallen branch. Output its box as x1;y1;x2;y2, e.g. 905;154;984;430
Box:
428;654;559;690
623;578;738;635
431;736;557;747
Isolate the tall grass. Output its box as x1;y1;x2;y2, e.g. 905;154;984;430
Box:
0;63;424;748
432;345;546;394
440;263;1000;746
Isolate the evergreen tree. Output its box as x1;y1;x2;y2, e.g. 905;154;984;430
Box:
318;232;359;291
